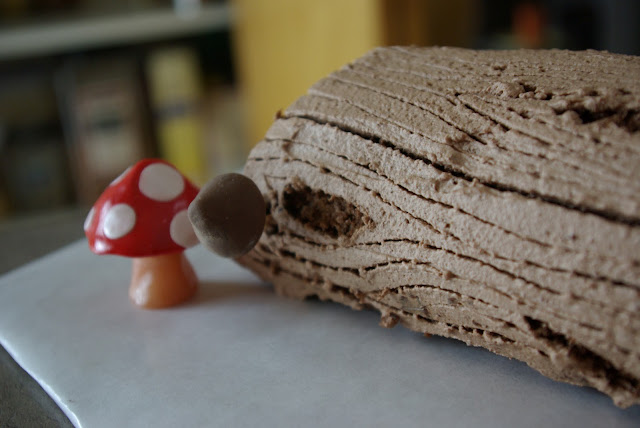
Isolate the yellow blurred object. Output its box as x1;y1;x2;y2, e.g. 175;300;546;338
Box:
147;47;202;105
157;117;205;183
232;0;475;149
232;0;383;149
146;47;206;185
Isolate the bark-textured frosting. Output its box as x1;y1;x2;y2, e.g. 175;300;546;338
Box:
238;47;640;407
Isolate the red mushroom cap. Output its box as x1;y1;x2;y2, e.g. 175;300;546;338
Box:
84;158;200;257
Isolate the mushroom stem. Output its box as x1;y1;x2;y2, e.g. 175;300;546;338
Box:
129;252;197;309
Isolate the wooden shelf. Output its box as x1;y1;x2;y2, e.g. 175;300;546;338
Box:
0;3;231;61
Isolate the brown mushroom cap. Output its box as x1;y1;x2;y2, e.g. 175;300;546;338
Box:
188;173;266;258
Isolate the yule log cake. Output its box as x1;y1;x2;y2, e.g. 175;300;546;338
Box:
236;47;640;407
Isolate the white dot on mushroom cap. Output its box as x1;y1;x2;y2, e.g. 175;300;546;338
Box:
103;203;136;240
139;163;184;202
83;207;95;232
170;209;198;248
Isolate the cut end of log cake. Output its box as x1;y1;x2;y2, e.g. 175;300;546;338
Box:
236;47;640;408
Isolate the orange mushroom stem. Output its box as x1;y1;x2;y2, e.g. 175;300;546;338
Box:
129;252;197;309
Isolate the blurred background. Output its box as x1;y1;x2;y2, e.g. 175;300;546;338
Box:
0;0;638;270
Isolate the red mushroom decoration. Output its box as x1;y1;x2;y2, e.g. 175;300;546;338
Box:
84;158;200;309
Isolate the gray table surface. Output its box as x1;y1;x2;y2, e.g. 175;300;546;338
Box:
0;208;85;428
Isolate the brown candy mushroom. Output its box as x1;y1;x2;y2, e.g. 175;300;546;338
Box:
188;173;266;258
84;158;200;309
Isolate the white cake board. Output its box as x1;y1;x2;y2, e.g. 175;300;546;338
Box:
1;241;638;427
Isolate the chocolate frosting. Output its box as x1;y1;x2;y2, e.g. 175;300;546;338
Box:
237;47;640;407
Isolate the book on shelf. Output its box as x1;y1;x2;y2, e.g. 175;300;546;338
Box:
55;55;151;205
146;46;207;185
0;70;72;215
